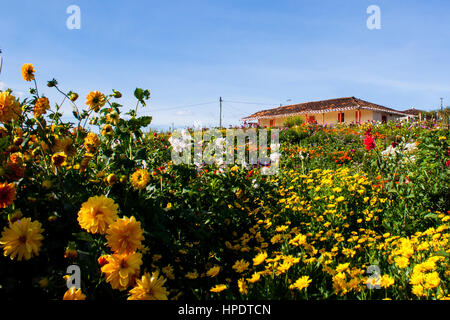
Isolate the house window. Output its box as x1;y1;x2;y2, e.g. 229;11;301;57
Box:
381;115;387;123
338;112;345;123
269;119;275;127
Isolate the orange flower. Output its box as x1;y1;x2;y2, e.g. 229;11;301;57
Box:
0;91;21;123
21;64;35;81
63;287;86;300
77;195;118;234
34;97;50;118
106;216;145;254
101;252;142;291
84;132;100;152
86;91;106;112
0;182;16;208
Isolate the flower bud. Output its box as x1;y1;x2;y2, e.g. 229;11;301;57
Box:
69;92;79;102
113;90;122;98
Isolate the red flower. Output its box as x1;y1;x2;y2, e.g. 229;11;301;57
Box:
364;134;376;151
97;255;109;267
446;160;450;167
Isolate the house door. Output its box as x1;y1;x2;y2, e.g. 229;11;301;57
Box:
381;115;387;123
269;119;275;127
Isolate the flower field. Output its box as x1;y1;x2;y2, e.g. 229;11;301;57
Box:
0;65;449;300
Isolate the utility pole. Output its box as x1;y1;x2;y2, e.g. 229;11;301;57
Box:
219;97;223;129
0;49;3;75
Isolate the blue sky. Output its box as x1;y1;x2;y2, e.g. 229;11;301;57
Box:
1;0;449;129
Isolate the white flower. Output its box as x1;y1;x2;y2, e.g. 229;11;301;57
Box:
270;143;280;151
270;152;282;163
168;136;188;153
215;137;226;148
381;145;398;157
404;142;418;154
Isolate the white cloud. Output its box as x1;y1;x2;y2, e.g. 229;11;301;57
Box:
0;82;4;90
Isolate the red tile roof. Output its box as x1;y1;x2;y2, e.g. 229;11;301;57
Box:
401;108;426;116
242;97;409;120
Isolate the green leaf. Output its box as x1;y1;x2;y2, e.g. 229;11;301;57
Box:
72;232;94;242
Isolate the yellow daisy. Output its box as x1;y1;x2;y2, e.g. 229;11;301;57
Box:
128;271;168;300
0;217;44;261
106;216;144;254
77;195;118;234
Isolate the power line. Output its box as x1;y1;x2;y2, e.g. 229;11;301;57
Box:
224;102;254;115
223;99;276;105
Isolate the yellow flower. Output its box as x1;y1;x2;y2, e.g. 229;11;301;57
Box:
290;276;311;291
51;151;67;167
38;277;49;288
53;137;76;157
83;132;100;153
210;284;227;293
0;91;22;123
106;112;120;125
106;216;144;254
162;264;175;280
106;173;118;185
247;272;261;283
238;278;248;295
409;271;424;286
86;91;106;112
380;275;395;288
289;233;307;246
130;169;151;190
411;285;425;297
77;195;118;234
276;260;293;276
253;251;267;266
423;272;440;289
63;287;86;300
185;271;198;279
394;256;409;269
128;271;168;300
336;263;350;273
206;265;221;277
101;124;114;136
101;252;142;291
438;136;446;140
33;97;50;118
21;63;35;81
0;217;44;261
275;225;288;232
0;182;16;208
232;259;250;273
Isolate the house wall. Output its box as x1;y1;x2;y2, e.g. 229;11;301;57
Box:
257;109;404;127
372;111;401;122
257;109;375;127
